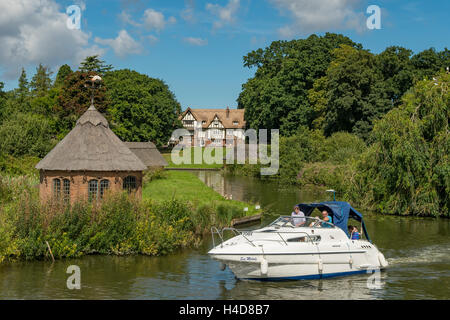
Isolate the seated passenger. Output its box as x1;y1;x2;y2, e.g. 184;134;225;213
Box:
321;210;333;228
348;225;354;237
291;205;306;227
351;226;361;240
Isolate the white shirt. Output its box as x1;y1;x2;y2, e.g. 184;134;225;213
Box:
291;210;306;225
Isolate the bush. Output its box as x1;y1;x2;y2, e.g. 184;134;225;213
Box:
0;192;202;262
0;112;56;158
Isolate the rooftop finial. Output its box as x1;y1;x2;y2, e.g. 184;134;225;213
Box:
84;74;103;110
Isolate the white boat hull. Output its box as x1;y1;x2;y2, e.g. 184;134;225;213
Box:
209;225;388;281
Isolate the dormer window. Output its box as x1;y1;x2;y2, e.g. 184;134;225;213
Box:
233;121;239;125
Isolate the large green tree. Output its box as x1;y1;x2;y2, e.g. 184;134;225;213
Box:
238;33;360;135
376;46;414;106
103;69;182;146
321;45;392;140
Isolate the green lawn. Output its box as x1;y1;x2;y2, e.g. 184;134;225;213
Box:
163;147;230;169
143;170;259;216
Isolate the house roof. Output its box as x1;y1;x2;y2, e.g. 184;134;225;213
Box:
180;107;245;129
124;142;168;167
36;105;147;172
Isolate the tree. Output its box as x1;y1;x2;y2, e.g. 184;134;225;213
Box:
17;68;29;96
238;33;360;135
322;45;391;140
0;112;55;158
103;69;182;146
54;64;73;87
356;72;449;217
410;48;448;81
56;71;107;136
376;46;414;106
30;64;53;97
79;55;113;75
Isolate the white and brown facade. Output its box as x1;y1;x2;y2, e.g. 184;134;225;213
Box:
176;107;246;147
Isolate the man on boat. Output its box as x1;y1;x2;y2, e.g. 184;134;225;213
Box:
321;210;333;227
291;206;306;226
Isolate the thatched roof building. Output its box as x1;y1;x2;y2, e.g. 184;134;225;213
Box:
36;105;146;204
124;142;168;168
36;105;146;172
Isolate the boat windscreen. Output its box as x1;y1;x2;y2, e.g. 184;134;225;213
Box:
269;216;334;228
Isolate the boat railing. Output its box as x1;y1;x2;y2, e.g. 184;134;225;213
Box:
211;227;316;248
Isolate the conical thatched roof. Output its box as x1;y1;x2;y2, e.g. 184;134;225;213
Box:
124;142;168;167
36;105;147;171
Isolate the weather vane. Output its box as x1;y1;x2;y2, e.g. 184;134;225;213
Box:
84;75;102;108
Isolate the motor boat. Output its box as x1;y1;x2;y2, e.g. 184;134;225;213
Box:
209;201;388;281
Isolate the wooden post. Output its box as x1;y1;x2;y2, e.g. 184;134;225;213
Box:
46;241;55;262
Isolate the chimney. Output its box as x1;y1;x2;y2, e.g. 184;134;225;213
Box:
226;106;230;118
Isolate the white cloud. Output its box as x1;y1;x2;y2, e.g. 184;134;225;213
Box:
120;8;176;32
142;8;166;31
141;8;176;31
95;30;143;58
270;0;366;37
206;0;241;29
183;37;208;46
0;0;103;79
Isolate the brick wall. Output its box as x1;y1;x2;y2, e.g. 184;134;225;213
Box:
39;170;143;204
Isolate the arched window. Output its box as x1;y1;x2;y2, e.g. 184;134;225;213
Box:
100;179;110;198
123;176;137;193
63;179;71;203
88;179;98;202
53;178;61;200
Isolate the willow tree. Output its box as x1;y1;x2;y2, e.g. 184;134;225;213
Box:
355;72;449;217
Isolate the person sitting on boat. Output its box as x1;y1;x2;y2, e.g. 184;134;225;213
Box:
321;210;333;227
348;225;361;240
291;206;306;227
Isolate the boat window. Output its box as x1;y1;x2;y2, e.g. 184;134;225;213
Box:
287;237;307;242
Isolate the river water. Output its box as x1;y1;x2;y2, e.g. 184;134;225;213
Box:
0;171;449;300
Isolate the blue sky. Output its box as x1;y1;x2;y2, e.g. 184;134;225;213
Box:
0;0;449;110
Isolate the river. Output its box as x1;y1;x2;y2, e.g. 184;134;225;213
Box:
0;171;449;299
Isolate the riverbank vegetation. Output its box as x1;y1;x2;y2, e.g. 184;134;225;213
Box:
234;34;448;217
0;168;260;263
230;73;449;217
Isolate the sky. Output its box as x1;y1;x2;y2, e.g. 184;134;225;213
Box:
0;0;449;110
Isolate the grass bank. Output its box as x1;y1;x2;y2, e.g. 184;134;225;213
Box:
143;170;260;221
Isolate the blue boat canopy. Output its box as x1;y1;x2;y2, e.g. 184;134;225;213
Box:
296;201;371;242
